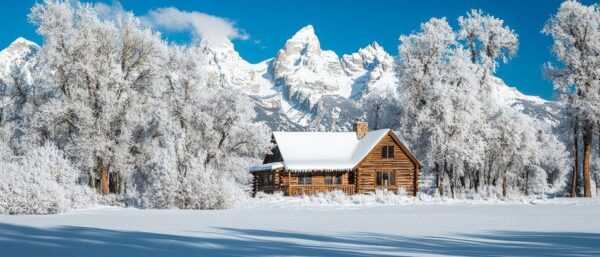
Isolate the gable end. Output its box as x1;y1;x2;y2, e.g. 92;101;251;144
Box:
354;131;422;169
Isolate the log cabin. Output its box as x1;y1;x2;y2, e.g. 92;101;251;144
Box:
250;121;422;196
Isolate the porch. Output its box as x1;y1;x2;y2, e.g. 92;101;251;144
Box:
279;184;356;196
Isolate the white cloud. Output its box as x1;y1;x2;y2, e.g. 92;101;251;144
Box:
143;7;249;45
94;1;127;21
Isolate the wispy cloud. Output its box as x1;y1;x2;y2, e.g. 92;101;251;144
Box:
143;7;249;45
91;2;249;46
94;1;127;21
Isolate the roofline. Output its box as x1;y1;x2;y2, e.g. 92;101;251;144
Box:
284;167;354;172
249;167;283;173
388;131;422;169
353;130;422;169
264;129;422;172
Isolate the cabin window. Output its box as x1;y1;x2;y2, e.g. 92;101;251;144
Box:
298;174;312;185
348;172;355;184
381;146;395;158
376;171;396;186
325;174;343;185
335;173;343;184
324;175;333;185
259;173;274;187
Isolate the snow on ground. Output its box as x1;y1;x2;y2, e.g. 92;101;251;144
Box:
1;196;600;257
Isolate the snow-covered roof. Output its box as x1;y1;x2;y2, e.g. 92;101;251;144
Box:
259;129;391;172
393;131;414;154
249;162;284;172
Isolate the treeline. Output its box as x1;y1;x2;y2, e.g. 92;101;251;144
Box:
1;1;598;214
364;1;600;198
543;1;600;197
0;0;270;213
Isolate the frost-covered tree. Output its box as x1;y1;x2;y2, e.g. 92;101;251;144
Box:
21;0;271;210
0;143;97;214
388;10;567;198
458;9;518;76
396;18;484;197
543;0;600;197
0;63;38;155
24;0;270;209
485;109;538;197
29;0;168;195
135;43;270;209
362;85;402;130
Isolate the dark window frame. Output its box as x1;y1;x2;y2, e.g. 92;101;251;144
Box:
324;175;333;185
259;173;274;187
376;170;396;186
381;146;395;159
348;172;356;184
324;173;343;185
298;174;312;185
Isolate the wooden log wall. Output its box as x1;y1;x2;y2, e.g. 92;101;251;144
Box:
253;132;420;197
278;172;349;187
356;133;418;195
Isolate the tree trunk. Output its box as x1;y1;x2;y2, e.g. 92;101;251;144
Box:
119;177;126;195
88;170;96;190
109;171;120;194
486;156;494;186
502;172;507;198
98;157;109;195
446;162;455;198
571;121;579;197
475;169;480;192
594;172;600;197
502;158;514;198
436;163;444;197
583;124;592;197
524;168;529;196
598;128;600;196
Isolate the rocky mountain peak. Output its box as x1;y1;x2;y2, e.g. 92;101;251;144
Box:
287;25;319;45
0;33;556;132
1;37;39;57
0;38;40;83
273;25;326;72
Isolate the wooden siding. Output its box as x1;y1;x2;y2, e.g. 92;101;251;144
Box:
279;172;349;186
280;171;352;196
281;185;356;196
356;132;419;195
254;171;352;196
252;131;420;197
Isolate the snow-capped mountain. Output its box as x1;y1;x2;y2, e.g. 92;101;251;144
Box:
0;37;39;85
490;77;562;128
0;27;561;132
195;25;397;130
268;25;396;111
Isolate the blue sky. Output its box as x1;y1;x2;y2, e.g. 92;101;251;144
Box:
1;0;596;100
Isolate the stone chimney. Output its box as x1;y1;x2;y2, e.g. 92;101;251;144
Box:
353;121;368;140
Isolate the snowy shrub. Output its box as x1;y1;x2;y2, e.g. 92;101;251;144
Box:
306;190;347;204
0;144;97;215
174;168;244;210
397;187;407;197
140;153;249;210
369;189;410;205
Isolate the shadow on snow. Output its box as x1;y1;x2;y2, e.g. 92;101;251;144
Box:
0;223;599;257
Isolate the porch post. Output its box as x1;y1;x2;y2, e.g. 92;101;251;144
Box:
288;171;291;196
414;167;419;196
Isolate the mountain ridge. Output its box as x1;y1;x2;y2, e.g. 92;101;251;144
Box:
0;26;559;131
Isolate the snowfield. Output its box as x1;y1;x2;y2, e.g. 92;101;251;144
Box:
2;197;600;257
